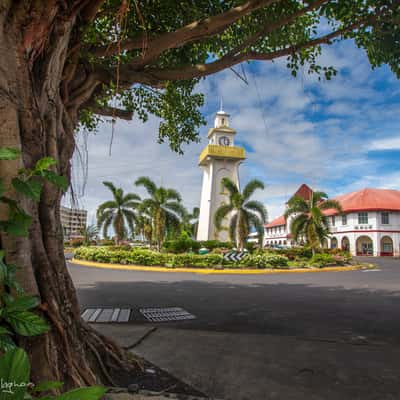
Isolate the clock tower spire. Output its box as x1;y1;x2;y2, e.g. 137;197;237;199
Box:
197;108;246;241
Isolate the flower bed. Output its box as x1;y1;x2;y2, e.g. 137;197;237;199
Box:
73;247;292;269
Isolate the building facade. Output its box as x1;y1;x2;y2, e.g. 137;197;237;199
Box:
60;206;87;241
264;185;400;257
197;108;246;241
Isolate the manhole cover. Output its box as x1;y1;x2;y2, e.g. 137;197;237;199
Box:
81;307;132;323
139;307;196;322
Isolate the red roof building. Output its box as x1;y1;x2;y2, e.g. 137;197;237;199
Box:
264;185;400;257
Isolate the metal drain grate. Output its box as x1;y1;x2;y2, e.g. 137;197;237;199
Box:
139;307;196;322
81;307;131;323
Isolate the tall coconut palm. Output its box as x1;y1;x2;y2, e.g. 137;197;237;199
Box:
135;176;186;250
97;181;141;243
284;191;343;254
214;178;267;250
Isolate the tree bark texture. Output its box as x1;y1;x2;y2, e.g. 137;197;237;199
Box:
0;2;137;388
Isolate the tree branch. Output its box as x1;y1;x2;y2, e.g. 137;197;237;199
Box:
121;11;384;83
91;106;133;120
92;0;278;60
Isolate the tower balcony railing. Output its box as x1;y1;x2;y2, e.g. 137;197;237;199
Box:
199;144;246;165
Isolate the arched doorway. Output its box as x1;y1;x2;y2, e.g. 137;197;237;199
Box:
321;239;328;249
356;236;373;256
341;236;350;251
380;236;394;256
331;237;338;249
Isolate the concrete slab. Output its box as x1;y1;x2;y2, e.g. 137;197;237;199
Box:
92;324;156;348
131;327;399;400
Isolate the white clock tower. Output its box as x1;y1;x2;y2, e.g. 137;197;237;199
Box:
196;107;246;241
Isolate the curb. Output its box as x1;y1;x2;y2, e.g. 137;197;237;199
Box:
70;258;370;275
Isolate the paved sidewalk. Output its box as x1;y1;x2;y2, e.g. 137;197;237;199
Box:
94;324;399;400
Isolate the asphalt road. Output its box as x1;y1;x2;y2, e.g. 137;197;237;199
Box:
68;257;400;343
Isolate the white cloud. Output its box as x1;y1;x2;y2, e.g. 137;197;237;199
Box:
368;136;400;151
65;39;400;227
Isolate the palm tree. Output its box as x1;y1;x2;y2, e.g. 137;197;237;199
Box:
284;191;343;254
135;176;186;250
214;178;267;250
79;224;98;245
134;203;153;243
97;181;141;243
182;207;200;238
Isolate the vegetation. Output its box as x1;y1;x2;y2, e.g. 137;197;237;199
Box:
97;181;141;243
183;207;200;238
74;245;351;270
0;150;104;398
79;224;99;245
2;0;398;387
285;192;342;254
215;178;267;250
135;176;186;250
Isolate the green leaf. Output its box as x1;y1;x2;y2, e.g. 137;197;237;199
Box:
0;211;32;237
4;310;49;336
12;178;42;202
32;381;63;393
34;157;56;173
55;387;106;400
4;295;40;311
0;334;17;353
41;171;68;191
0;348;30;400
0;148;21;160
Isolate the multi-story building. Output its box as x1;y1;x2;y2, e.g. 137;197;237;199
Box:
264;184;400;257
60;206;87;241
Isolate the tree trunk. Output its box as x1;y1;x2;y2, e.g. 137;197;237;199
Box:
0;3;138;389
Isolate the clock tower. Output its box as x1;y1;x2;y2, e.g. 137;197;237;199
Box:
196;107;246;241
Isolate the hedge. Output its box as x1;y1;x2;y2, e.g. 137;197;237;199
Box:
74;247;290;269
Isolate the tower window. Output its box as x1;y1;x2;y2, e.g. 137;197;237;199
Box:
221;118;225;125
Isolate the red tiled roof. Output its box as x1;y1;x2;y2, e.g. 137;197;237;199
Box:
324;188;400;215
292;184;313;201
265;214;286;228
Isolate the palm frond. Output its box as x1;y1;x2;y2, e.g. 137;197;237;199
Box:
319;199;343;213
102;213;113;239
244;200;268;222
123;193;141;204
163;201;186;218
97;200;118;217
290;214;308;242
242;179;264;201
165;188;182;202
135;176;157;196
285;196;309;218
102;181;118;196
214;204;234;230
221;177;239;196
97;209;113;228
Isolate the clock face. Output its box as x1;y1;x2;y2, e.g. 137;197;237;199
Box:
218;136;230;146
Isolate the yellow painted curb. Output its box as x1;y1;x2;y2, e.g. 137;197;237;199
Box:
70;259;369;275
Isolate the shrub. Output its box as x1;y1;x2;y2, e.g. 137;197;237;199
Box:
199;240;233;250
239;253;289;269
69;238;84;247
309;253;336;268
99;239;115;246
163;232;201;253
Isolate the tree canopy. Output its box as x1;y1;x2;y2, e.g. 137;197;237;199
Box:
53;0;399;152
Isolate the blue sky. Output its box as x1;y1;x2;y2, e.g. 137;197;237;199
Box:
67;38;400;223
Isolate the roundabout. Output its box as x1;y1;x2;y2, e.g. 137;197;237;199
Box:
70;257;371;275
